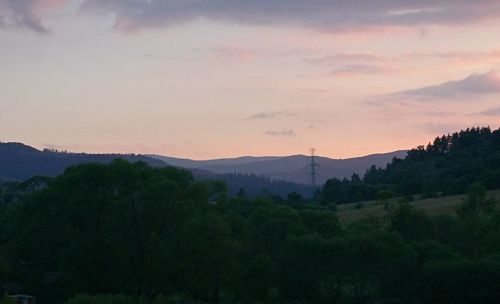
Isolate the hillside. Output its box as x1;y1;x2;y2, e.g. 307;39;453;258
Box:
316;127;500;205
336;189;500;225
0;142;314;198
187;167;315;198
152;150;408;185
0;142;167;180
152;155;280;168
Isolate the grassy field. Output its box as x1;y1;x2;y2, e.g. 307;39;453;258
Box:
336;189;500;225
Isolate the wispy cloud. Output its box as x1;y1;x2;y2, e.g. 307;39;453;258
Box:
7;1;500;34
214;47;261;62
248;112;294;120
402;49;500;62
309;50;500;65
306;52;394;76
0;0;69;33
479;106;500;116
82;0;500;33
0;0;50;33
329;64;393;76
420;123;468;135
395;70;500;99
308;49;500;77
264;129;297;137
9;1;500;34
306;53;386;65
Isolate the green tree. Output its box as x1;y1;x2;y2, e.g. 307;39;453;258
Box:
2;160;223;302
389;203;435;241
456;182;498;258
299;209;342;239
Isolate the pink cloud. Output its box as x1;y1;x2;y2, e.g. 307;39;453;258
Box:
403;70;500;98
328;64;397;76
214;47;261;62
306;53;386;65
403;49;500;63
420;123;470;135
0;0;69;33
479;106;500;116
81;1;500;33
34;0;68;11
305;52;397;76
113;15;141;33
264;129;297;137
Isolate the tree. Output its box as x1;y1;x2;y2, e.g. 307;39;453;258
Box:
286;191;304;205
277;236;338;303
456;182;498;259
299;209;342;239
457;182;495;218
422;260;500;304
2;160;223;302
389;203;434;241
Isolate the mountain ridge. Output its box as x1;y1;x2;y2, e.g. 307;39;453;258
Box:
0;142;167;181
151;150;408;185
0;141;407;196
0;142;316;198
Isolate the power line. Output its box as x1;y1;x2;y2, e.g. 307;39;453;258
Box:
306;148;320;187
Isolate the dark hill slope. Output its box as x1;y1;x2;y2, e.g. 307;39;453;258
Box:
0;142;167;181
316;127;500;204
0;142;314;198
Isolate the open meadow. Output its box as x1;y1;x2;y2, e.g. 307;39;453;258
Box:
337;189;500;225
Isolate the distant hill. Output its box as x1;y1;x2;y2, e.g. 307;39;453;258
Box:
0;142;408;199
219;172;315;198
151;150;408;185
0;142;167;181
0;142;315;198
155;155;280;168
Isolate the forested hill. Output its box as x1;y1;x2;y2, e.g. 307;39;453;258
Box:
152;150;407;185
0;142;315;198
0;142;167;181
317;127;500;204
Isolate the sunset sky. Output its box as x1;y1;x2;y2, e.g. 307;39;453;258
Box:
1;0;500;159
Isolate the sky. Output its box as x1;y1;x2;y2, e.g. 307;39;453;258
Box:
1;0;500;159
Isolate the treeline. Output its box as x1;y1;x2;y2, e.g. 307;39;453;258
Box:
1;160;500;303
316;127;500;205
213;172;315;198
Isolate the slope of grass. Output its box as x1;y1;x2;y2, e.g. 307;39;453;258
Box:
336;189;500;225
